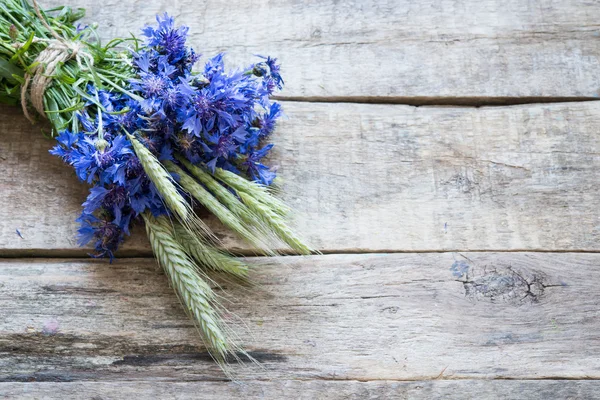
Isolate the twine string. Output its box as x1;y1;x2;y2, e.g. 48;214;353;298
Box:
20;0;93;123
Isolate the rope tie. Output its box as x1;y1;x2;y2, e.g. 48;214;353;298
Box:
20;40;83;122
19;0;93;123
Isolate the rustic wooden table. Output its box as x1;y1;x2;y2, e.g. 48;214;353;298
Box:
1;0;600;398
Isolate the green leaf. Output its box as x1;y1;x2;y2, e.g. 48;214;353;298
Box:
10;31;34;63
10;74;24;85
44;95;62;129
0;58;23;83
68;8;86;23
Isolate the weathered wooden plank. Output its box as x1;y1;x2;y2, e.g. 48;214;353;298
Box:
1;380;600;399
2;101;600;253
39;0;600;101
1;253;600;381
36;0;600;102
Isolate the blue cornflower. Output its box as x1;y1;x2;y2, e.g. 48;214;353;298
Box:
178;69;253;138
244;144;276;185
88;135;134;184
142;13;190;65
263;56;283;88
49;130;82;162
254;102;282;138
132;58;175;96
253;55;284;91
203;53;225;78
82;186;110;214
82;185;128;216
76;213;125;262
203;132;238;172
132;50;153;74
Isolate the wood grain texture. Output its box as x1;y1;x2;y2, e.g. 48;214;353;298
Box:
1;253;600;381
1;380;600;400
2;101;600;253
39;0;600;101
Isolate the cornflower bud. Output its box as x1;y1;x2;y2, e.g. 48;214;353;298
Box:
252;63;268;77
9;25;18;42
95;138;109;152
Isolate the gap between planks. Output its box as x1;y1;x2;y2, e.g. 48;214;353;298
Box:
3;377;600;383
274;96;600;107
5;248;600;260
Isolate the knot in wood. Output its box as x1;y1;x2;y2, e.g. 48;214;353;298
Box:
454;262;550;305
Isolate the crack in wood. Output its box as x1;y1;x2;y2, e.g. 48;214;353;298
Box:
111;351;286;367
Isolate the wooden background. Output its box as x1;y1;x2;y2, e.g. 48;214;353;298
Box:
1;0;600;398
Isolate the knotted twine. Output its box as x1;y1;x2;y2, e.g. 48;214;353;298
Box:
19;0;93;123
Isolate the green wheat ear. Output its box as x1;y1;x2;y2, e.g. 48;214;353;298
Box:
176;156;281;247
173;222;249;280
237;190;313;255
211;166;313;255
126;132;189;220
142;212;238;364
165;161;274;253
214;167;291;217
126;132;214;241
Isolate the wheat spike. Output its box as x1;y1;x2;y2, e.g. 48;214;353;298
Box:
213;167;291;217
165;161;271;251
176;157;280;246
210;165;313;254
174;222;249;280
177;157;254;220
237;191;313;255
126;133;189;220
142;212;234;363
127;133;214;241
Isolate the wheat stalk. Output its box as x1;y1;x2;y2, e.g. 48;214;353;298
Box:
126;133;189;220
176;157;280;247
237;190;313;255
174;222;249;280
210;165;313;254
178;157;255;220
214;167;291;217
142;212;235;363
127;132;215;242
165;161;271;251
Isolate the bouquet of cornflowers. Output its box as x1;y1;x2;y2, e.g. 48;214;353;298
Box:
0;0;312;368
